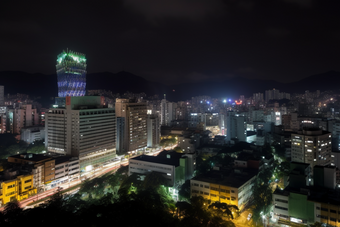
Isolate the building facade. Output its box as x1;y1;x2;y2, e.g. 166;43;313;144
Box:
0;174;37;207
291;129;332;168
45;96;116;171
190;170;256;212
129;152;196;188
147;114;160;148
56;49;87;97
115;98;147;154
226;112;246;142
21;126;45;144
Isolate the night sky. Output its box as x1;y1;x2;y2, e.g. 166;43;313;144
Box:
1;0;339;85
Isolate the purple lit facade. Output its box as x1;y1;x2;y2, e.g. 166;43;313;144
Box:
56;50;87;97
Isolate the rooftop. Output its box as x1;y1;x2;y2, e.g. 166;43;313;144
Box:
131;155;181;167
274;186;340;206
9;153;52;163
192;169;257;188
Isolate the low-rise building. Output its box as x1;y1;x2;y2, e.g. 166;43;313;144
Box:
273;165;340;226
51;156;80;188
0;174;36;206
7;153;79;190
20;126;45;144
129;151;196;188
190;169;256;211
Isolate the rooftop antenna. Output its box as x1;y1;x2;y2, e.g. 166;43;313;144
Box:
164;94;166;100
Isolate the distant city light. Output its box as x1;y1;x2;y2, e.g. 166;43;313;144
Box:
228;99;231;102
223;99;226;103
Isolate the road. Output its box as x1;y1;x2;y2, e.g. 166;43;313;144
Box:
0;145;176;211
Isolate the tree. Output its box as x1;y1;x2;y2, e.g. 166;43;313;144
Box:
174;146;183;153
196;156;211;175
178;179;191;201
252;182;273;222
1;143;27;159
310;222;323;227
208;202;238;220
160;137;177;148
26;140;45;154
3;200;23;225
118;172;142;196
142;171;168;190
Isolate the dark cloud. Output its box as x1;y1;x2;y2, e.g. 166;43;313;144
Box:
0;0;340;86
282;0;313;8
266;28;291;37
123;0;225;20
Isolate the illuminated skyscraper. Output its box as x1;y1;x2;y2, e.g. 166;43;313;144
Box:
56;50;87;97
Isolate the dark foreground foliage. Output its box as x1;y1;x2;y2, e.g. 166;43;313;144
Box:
0;170;235;227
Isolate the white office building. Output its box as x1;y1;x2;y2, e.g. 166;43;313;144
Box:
226;112;246;142
291;129;332;168
45;96;116;171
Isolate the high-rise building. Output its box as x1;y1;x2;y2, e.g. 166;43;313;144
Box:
45;96;116;171
116;117;125;154
291;128;332;168
115;98;147;153
160;99;177;126
226;112;246;142
147;114;160;148
56;50;87;97
9;104;39;134
253;92;264;103
0;106;6;134
0;85;4;105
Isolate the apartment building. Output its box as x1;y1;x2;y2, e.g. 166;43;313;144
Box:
115;98;147;153
190;169;256;211
291;128;332;168
147;114;160;148
45;96;116;171
129;151;196;188
273;165;340;226
0;174;36;206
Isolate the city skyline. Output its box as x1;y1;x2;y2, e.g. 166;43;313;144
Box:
1;0;340;85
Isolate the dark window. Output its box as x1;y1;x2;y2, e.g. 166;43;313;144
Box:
321;208;328;212
275;199;288;203
330;209;337;214
275;206;288;211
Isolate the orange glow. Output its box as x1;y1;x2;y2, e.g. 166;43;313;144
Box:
235;100;242;105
